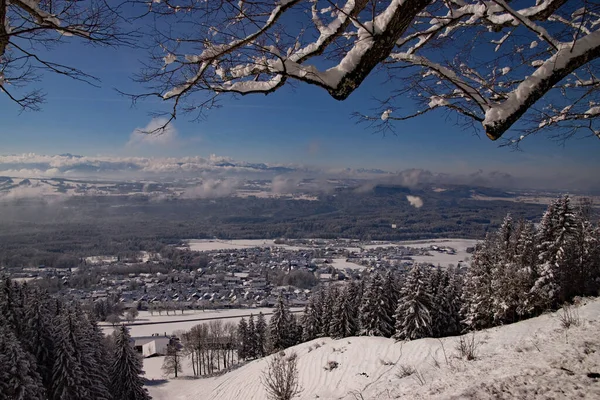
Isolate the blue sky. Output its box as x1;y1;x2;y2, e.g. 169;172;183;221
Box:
1;19;598;184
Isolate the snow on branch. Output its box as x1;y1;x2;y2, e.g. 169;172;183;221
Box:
142;0;600;144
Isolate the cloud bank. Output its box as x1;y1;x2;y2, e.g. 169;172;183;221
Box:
0;153;597;192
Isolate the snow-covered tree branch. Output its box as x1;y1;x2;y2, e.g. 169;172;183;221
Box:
0;0;133;110
138;0;600;144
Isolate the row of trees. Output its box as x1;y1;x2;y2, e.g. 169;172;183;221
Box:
176;320;239;377
463;195;600;329
250;195;599;354
0;279;151;400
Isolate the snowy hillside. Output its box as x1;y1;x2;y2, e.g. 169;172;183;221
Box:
146;298;600;399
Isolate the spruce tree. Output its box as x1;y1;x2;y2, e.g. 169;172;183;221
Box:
237;317;249;360
269;295;293;352
255;312;268;358
301;301;319;342
323;285;339;337
393;265;433;341
110;325;151;400
442;267;464;336
359;272;394;337
0;323;46;400
330;285;358;339
51;310;90;400
247;314;258;359
513;220;538;319
313;288;326;337
428;267;445;338
22;288;56;394
81;313;113;400
461;236;495;330
382;270;399;330
531;196;578;310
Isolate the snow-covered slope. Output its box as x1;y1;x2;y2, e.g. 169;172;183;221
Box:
146;298;600;399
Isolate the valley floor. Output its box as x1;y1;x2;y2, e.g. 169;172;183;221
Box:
146;298;600;399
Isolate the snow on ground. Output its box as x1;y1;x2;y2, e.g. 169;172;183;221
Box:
330;258;366;271
364;238;478;267
101;307;301;337
147;298;600;400
186;239;313;252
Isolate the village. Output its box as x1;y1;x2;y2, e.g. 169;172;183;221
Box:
5;238;474;318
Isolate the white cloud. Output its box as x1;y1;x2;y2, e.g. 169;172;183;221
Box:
181;179;240;199
127;118;179;148
271;175;301;194
406;195;424;208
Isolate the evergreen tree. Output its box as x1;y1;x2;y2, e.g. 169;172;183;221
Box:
313;288;326;337
22;288;56;394
461;236;496;330
393;265;433;341
330;285;358;339
0;323;46;400
0;278;24;337
531;195;578;310
255;312;268;358
300;301;319;342
382;270;400;329
323;285;339;337
513;220;538;319
76;310;113;400
247;314;258;359
442;267;464;336
51;310;90;400
110;325;151;400
269;295;293;352
359;272;394;337
428;267;445;338
237;317;249;360
288;313;303;346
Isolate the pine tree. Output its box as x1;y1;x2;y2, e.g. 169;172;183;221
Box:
269;295;293;352
359;272;394;337
0;323;46;400
255;312;268;358
110;325;151;400
393;265;433;341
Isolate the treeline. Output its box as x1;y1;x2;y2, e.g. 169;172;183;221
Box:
245;195;600;355
0;279;151;400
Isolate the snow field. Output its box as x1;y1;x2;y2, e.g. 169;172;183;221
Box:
101;307;301;337
146;297;600;400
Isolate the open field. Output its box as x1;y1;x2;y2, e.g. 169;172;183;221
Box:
147;298;600;400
